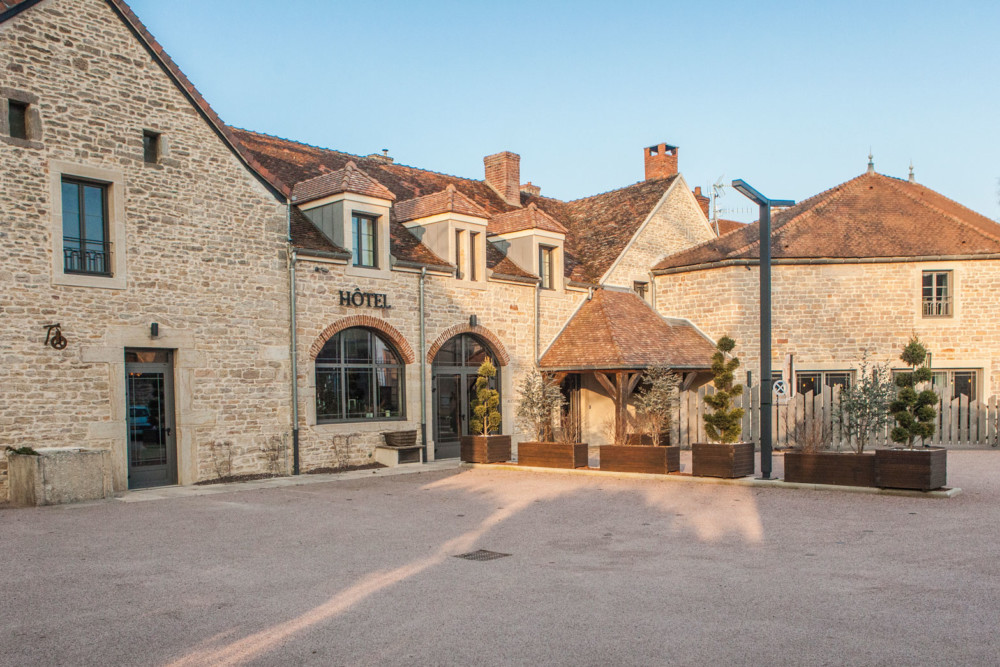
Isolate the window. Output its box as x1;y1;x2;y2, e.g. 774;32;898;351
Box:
633;281;649;300
61;178;111;276
454;229;464;279
469;232;479;281
795;370;852;395
143;130;160;164
352;214;377;268
315;328;404;423
896;368;978;402
539;244;555;290
922;271;952;317
8;100;27;140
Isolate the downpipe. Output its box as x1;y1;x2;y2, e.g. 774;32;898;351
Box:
419;267;428;461
287;199;300;475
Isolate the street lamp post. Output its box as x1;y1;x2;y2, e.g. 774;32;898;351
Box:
731;179;794;480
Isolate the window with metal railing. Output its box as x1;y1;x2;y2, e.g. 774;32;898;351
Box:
61;178;112;276
922;270;952;317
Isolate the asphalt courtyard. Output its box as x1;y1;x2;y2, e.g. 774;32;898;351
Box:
2;450;999;666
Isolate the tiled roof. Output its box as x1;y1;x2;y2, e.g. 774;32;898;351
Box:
716;219;746;236
232;129;679;283
395;185;489;223
389;223;452;269
538;289;716;370
488;203;568;236
0;0;288;199
291;161;396;204
524;176;679;283
654;172;1000;272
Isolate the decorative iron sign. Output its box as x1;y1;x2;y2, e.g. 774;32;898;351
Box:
44;323;67;350
339;288;391;309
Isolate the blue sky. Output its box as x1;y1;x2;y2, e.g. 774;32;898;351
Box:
129;0;1000;222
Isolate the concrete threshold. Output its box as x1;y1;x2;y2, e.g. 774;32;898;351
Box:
468;463;962;499
117;460;464;503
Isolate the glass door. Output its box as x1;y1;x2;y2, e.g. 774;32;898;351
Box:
125;350;176;489
434;374;463;459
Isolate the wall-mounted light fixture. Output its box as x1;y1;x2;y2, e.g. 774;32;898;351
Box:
150;322;159;338
469;314;478;327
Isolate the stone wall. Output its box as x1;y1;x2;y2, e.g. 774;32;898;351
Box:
603;175;716;288
655;260;1000;397
0;0;292;498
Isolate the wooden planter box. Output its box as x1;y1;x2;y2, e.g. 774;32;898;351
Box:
875;447;947;491
460;435;511;464
599;445;680;474
517;442;589;469
784;451;876;487
691;442;755;478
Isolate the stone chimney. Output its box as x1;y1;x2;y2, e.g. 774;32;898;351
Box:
693;186;709;216
520;181;540;196
644;142;678;180
484;151;521;206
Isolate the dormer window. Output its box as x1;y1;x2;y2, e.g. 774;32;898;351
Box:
539;245;556;290
469;232;480;281
352;214;378;268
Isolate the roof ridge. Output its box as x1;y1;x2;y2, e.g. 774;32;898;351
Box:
230;126;506;193
598;291;630;365
882;176;1000;245
566;175;677;204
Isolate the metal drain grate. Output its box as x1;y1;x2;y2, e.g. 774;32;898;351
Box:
454;549;511;562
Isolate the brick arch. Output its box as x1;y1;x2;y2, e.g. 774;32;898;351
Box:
309;315;415;364
426;324;510;367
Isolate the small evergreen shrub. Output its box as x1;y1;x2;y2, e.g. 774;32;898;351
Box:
516;368;565;442
703;336;745;444
633;366;681;446
470;358;502;436
890;336;938;447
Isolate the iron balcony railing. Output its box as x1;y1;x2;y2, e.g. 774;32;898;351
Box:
922;296;952;317
64;237;112;276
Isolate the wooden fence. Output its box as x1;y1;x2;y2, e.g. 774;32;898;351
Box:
670;385;1000;450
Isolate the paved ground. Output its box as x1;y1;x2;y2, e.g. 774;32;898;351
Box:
2;450;999;666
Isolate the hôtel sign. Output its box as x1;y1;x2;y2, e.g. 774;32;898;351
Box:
339;288;391;309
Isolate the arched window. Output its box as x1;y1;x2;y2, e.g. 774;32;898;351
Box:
316;327;404;423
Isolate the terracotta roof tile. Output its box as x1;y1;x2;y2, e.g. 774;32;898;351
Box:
291;161;395;204
394;185;489;223
715;219;746;236
231;129;678;282
488;203;568;236
486;242;536;281
525;176;678;282
654;172;1000;272
539;289;716;370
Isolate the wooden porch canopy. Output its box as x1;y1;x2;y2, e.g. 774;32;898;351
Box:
538;289;716;442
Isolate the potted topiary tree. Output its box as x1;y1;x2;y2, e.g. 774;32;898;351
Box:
876;336;947;490
785;353;894;487
601;366;682;474
515;369;587;468
460;358;511;463
692;336;755;478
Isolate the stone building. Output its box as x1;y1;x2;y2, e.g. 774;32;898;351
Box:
654;166;1000;402
1;0;718;497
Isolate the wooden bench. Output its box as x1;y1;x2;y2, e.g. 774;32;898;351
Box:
375;430;423;466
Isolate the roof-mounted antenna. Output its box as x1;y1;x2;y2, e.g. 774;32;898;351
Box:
710;175;725;235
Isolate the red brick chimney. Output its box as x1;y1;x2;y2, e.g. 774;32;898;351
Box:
693;186;709;216
484;151;521;206
644;143;678;180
